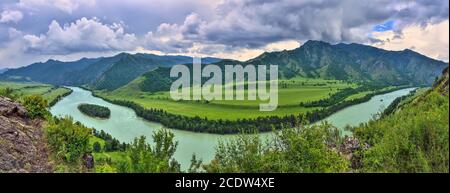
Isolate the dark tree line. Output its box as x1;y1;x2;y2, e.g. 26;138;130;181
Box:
300;85;411;108
92;129;128;152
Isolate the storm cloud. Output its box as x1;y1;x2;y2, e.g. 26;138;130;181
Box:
0;0;448;68
143;0;449;52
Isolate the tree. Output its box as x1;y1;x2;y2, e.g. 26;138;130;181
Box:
45;117;92;164
203;122;349;173
188;154;202;173
118;129;181;173
93;142;102;152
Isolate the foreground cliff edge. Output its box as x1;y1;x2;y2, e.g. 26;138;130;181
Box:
0;97;52;172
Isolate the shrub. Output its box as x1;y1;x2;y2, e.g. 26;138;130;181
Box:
21;94;49;119
93;142;102;152
203;123;349;173
117;129;181;173
0;87;18;100
45;117;92;164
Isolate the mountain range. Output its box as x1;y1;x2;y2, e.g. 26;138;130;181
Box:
1;53;221;90
126;40;448;93
0;68;8;74
241;40;447;85
1;40;448;91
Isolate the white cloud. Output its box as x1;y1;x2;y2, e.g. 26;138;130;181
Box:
0;10;24;23
144;13;203;53
19;0;96;13
141;0;448;60
23;17;138;54
372;20;449;62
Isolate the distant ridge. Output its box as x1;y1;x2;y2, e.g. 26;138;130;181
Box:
1;53;222;90
125;40;448;93
0;68;8;74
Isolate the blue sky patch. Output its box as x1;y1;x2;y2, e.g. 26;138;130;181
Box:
373;20;395;32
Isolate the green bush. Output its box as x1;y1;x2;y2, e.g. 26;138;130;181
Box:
203;123;349;173
22;94;49;119
45;117;92;164
0;87;18;100
117;129;181;173
93;142;102;152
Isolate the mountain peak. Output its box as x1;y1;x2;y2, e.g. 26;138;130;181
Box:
115;52;133;58
45;59;59;63
302;40;331;47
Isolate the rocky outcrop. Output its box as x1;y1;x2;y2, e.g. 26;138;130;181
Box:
0;97;52;173
335;136;370;170
434;67;449;95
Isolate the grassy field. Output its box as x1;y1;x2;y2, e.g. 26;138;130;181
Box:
94;77;378;120
343;86;398;102
0;81;72;105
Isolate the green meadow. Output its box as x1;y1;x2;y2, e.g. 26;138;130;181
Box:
0;81;72;105
93;77;384;120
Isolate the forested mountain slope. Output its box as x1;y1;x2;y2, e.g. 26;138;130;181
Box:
245;40;447;85
1;53;221;91
353;67;449;172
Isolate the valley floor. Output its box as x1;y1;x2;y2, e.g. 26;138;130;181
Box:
94;77;401;120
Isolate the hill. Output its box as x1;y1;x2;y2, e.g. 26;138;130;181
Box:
352;67;449;172
245;40;447;85
1;53;222;91
1;58;100;84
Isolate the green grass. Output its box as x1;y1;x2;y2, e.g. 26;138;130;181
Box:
343;86;399;102
95;77;360;120
344;91;373;101
0;81;43;90
0;81;72;104
42;87;72;102
89;136;124;160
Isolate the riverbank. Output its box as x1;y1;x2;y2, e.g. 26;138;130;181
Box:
48;87;73;107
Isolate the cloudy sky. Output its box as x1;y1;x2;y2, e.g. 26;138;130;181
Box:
0;0;448;68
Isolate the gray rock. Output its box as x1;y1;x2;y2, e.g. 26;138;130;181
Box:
0;97;52;173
